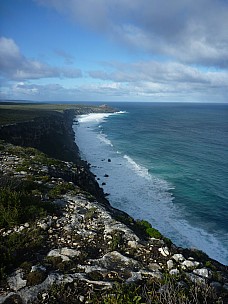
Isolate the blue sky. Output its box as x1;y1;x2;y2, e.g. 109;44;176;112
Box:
0;0;228;102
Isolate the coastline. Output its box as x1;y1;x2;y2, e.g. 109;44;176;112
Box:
0;104;228;303
75;110;228;265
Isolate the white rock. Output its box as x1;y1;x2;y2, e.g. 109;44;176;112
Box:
127;240;138;249
47;249;70;262
167;260;174;270
40;223;48;230
79;295;85;302
193;268;212;278
24;222;29;228
169;269;179;275
47;247;80;262
31;265;46;273
60;248;80;257
148;263;161;271
187;273;206;285
172;253;185;262
7;270;27;291
158;247;169;257
181;260;200;269
42;293;48;300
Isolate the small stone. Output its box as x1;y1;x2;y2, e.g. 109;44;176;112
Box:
159;247;169;257
127;240;137;249
79;295;84;302
167;260;174;270
42;293;48;300
148;263;161;271
24;222;29;228
31;265;46;273
169;269;179;275
172;253;185;262
40;223;48;230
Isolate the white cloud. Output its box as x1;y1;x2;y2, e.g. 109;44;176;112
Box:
36;0;228;67
0;37;82;81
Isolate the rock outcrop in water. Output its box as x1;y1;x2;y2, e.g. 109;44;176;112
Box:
0;106;227;303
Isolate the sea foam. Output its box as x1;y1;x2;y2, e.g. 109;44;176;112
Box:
74;111;228;265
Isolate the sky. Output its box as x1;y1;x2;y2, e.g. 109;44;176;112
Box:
0;0;228;103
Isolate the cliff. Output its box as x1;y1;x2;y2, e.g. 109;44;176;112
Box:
0;105;227;304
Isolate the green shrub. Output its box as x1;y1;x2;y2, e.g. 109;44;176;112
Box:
0;228;46;280
0;187;55;228
135;220;162;239
48;183;75;198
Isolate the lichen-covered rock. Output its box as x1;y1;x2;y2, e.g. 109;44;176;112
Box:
7;270;27;292
47;247;81;262
193;268;212;278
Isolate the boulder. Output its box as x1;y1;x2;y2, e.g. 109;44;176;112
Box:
7;270;27;291
193;268;212;279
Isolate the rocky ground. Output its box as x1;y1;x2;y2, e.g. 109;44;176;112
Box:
0;141;228;304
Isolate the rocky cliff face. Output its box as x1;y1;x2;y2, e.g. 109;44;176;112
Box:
0;109;108;204
0;111;78;162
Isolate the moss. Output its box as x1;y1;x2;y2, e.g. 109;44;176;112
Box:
87;270;104;281
27;271;46;286
20;261;32;273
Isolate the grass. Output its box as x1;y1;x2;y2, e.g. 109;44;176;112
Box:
0;102;114;125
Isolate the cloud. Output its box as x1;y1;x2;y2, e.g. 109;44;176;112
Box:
87;60;228;101
0;37;82;81
89;60;228;86
54;49;75;65
36;0;228;67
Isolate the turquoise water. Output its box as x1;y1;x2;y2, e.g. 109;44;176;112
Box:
74;102;228;264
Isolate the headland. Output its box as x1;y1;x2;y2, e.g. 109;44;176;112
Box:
0;102;227;303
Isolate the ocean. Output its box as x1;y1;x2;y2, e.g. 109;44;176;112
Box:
73;102;228;265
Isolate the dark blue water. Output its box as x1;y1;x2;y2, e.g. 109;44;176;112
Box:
74;102;228;264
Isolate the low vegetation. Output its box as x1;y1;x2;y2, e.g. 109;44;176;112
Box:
0;228;47;280
33;278;219;304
